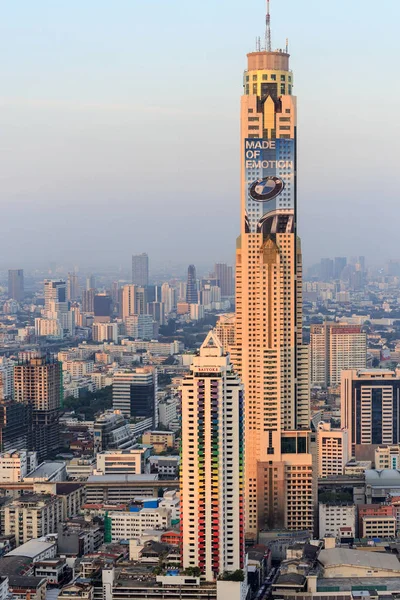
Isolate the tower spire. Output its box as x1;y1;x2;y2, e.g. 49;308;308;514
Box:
265;0;272;52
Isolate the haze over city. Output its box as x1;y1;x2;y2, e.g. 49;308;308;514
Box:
2;0;400;269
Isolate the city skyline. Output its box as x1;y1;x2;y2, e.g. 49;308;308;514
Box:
1;1;400;267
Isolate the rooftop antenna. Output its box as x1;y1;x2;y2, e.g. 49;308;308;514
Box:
265;0;272;52
256;36;261;52
286;38;289;53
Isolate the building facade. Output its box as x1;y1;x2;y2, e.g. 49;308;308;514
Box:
341;369;400;460
317;422;349;478
185;265;198;304
8;269;24;302
180;331;244;581
231;16;315;537
14;356;62;461
112;368;157;425
311;323;367;387
132;253;149;287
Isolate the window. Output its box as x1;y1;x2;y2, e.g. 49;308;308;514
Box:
281;75;285;82
280;84;285;94
253;74;257;81
253;84;257;94
262;74;268;80
271;74;276;81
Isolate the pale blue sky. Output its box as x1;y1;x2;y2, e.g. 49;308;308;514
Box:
1;0;400;270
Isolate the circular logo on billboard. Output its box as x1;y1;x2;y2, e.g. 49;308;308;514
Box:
249;176;284;202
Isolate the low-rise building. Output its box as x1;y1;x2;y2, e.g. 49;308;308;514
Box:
108;508;171;542
149;456;180;478
66;458;96;480
0;450;37;483
1;496;64;545
6;538;57;562
57;582;94;600
344;460;371;476
158;398;178;428
96;447;151;476
57;519;103;557
361;514;396;538
375;444;400;469
159;490;180;521
33;559;69;586
23;461;67;483
318;547;400;577
141;431;175;454
319;503;356;541
317;423;349;478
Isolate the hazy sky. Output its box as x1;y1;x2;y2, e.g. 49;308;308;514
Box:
1;0;400;271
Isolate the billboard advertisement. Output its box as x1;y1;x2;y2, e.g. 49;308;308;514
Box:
244;137;295;236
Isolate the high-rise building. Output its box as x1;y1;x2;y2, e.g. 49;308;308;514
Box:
320;258;334;281
0;358;14;400
214;263;234;297
86;274;96;291
93;294;112;322
14;355;62;461
121;285;137;320
92;322;119;344
132;253;149;287
125;314;155;340
232;9;315;537
317;422;349;478
0;399;32;452
8;269;24;302
215;313;235;353
67;272;79;301
341;369;400;461
180;331;244;581
186;265;198;304
161;283;176;315
334;257;347;280
147;301;165;326
310;323;367;387
113;368;158;425
82;289;95;313
44;280;67;312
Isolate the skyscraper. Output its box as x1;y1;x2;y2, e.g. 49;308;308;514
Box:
121;285;137;321
232;6;315;537
8;269;24;302
186;265;198;304
341;369;400;462
67;272;79;301
113;368;158;426
214;263;234;297
44;280;67;312
311;323;367;387
14;355;62;461
132;253;149;287
180;331;244;581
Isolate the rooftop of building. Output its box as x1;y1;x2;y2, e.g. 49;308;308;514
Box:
318;548;400;571
23;461;65;479
8;575;46;589
366;470;400;484
7;539;56;558
87;474;159;483
317;577;400;592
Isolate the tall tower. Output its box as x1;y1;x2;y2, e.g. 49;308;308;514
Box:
181;331;244;581
8;270;24;302
14;355;62;461
132;253;149;287
186;265;198;304
232;3;315;539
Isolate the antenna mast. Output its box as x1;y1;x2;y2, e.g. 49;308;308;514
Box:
265;0;272;52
